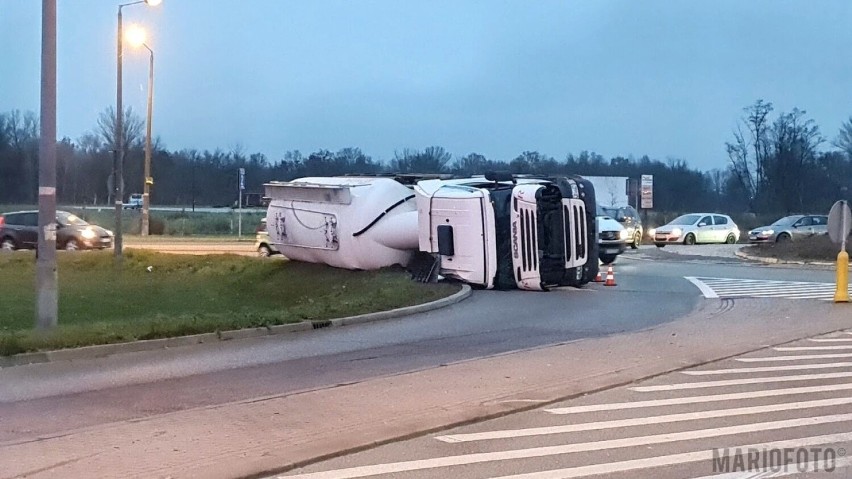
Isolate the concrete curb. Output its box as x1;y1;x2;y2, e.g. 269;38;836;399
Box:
0;284;471;369
735;247;836;266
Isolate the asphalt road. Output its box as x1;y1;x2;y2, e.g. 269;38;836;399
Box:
282;330;852;478
0;245;839;444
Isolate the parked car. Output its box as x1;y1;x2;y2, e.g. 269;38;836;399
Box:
653;213;739;247
748;214;829;243
0;210;113;251
255;218;280;257
599;205;643;249
596;205;629;264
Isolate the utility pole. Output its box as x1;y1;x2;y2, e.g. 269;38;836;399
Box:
36;0;58;329
141;44;154;236
114;5;125;259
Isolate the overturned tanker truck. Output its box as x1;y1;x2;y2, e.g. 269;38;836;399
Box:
263;173;598;291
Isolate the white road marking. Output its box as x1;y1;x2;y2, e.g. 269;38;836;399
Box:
487;432;852;479
280;415;852;479
631;371;852;392
689;456;852;479
681;362;852;375
809;338;852;342
435;396;852;443
546;382;852;414
685;276;718;298
683;277;848;301
736;352;852;362
776;345;852;351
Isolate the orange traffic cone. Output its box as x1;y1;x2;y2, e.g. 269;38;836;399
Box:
604;265;617;287
593;270;603;282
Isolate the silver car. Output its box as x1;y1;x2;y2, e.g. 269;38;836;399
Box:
653;213;740;247
748;215;828;243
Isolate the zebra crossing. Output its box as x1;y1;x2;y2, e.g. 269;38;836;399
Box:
280;332;852;479
685;276;850;300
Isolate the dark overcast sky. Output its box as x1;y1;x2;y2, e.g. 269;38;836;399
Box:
2;0;851;170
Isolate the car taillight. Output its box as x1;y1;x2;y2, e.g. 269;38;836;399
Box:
0;216;4;226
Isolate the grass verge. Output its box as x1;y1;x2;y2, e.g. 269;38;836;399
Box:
740;235;849;262
0;250;460;356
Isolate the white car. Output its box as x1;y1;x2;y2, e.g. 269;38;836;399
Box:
653;213;739;247
596;205;629;264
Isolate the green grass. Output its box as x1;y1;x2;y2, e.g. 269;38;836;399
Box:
741;235;849;262
0;250;460;355
0;205;265;237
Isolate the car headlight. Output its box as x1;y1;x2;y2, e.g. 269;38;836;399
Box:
106;229;114;237
81;228;97;239
671;228;682;237
762;229;773;236
648;228;656;236
618;229;630;240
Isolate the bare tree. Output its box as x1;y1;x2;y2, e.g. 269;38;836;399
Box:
835;116;852;159
390;146;452;173
451;152;489;175
96;106;143;156
726;100;773;211
769;108;822;213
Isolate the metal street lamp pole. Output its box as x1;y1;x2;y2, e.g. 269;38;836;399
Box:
141;43;154;236
114;0;160;255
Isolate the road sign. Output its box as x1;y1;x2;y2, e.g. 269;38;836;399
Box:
640;174;653;209
828;200;852;245
239;168;246;191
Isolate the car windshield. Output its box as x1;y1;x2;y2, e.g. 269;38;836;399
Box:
57;212;88;226
598;206;619;218
668;214;701;226
771;216;801;226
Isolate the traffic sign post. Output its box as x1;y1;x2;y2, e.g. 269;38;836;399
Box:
640;175;653;209
827;200;851;303
238;168;245;239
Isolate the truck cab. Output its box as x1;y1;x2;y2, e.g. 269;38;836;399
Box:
415;174;595;290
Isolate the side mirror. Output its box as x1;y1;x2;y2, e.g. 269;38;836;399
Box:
698;222;707;227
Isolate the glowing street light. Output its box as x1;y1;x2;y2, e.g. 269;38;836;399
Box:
114;0;161;257
126;25;155;236
125;23;146;48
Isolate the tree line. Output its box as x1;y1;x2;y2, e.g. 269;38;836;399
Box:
2;101;852;215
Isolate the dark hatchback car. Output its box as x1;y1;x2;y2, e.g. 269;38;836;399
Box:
0;210;113;251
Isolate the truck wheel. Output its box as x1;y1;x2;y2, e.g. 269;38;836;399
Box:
258;245;272;257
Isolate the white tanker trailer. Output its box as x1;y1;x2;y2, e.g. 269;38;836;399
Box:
264;173;598;291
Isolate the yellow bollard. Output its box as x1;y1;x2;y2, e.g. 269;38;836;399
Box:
835;250;849;303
